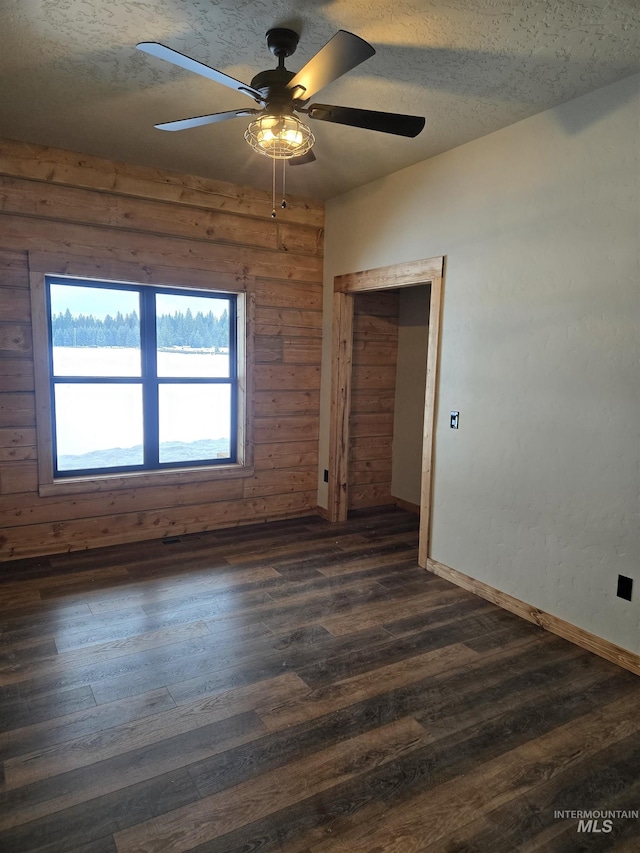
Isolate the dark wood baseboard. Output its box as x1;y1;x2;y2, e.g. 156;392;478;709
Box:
427;558;640;677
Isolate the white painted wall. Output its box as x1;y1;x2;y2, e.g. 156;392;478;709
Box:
391;285;430;506
317;74;640;654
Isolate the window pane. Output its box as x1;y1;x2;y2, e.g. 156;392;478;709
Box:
158;384;231;464
54;384;143;471
49;283;141;377
156;293;230;378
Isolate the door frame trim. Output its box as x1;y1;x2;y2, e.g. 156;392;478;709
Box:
328;256;444;567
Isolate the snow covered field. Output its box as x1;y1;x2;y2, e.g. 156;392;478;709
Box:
53;348;232;470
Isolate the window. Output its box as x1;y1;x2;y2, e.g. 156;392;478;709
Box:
45;276;240;477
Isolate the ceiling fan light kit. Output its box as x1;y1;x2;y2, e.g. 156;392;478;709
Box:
244;114;315;160
137;26;425;214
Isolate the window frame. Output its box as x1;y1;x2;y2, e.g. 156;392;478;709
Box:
30;271;253;497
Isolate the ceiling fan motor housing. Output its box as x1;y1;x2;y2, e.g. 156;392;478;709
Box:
249;67;297;114
266;28;300;59
251;29;303;114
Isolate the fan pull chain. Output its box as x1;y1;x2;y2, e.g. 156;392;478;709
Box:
281;158;287;209
271;156;276;218
271;159;288;218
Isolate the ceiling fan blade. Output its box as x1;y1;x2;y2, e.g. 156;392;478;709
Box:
155;109;261;132
288;150;316;166
307;103;425;137
137;42;263;103
287;31;375;102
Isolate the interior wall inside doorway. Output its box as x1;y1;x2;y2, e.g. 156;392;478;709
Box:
347;285;430;512
348;290;399;509
391;284;430;507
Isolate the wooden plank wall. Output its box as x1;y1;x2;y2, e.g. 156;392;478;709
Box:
0;139;324;561
348;291;399;509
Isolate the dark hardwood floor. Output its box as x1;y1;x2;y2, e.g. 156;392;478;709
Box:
1;506;639;852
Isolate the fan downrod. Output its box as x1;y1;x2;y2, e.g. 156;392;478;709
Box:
266;28;300;60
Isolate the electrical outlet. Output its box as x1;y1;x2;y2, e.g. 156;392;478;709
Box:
617;575;633;601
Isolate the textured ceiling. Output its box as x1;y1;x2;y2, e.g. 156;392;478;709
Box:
1;0;639;200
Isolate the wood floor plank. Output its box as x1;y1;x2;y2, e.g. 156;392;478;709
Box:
230;649;612;853
429;729;640;852
380;594;497;636
310;691;640;852
83;565;281;614
55;608;269;656
0;638;58;671
257;642;477;731
26;684;97;726
0;604;150;649
1;712;264;835
151;647;607;853
113;717;426;852
298;607;545;688
316;545;418;577
0;675;309;832
2;688;176;761
320;585;486;636
25;566;132;599
165;626;390;708
0;621;216;687
2;673;305;793
0;507;638;853
0;768;199;852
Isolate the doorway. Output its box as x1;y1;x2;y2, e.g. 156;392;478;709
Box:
327;256;444;567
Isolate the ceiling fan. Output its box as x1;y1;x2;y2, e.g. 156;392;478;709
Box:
137;28;426;169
